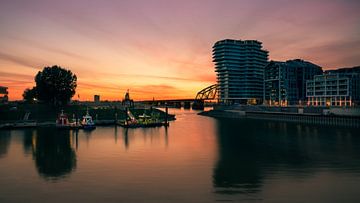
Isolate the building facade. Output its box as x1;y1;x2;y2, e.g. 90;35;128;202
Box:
264;59;322;106
326;66;360;105
213;39;268;104
306;66;360;106
94;95;100;103
122;90;134;107
306;74;351;106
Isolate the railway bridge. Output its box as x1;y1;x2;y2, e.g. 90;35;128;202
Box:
137;84;218;110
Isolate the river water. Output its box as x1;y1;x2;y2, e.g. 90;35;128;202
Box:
0;108;360;203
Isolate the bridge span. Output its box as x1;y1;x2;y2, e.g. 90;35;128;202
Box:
136;84;218;110
136;99;206;109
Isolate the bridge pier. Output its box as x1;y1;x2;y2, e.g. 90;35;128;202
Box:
192;100;204;110
184;101;191;109
174;102;182;108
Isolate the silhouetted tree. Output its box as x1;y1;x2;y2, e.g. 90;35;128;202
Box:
22;87;37;103
35;65;77;105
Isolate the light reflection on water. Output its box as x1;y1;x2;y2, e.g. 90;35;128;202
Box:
0;108;359;202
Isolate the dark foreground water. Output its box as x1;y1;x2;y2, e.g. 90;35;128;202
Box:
1;108;360;203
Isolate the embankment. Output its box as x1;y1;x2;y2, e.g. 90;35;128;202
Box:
200;106;360;128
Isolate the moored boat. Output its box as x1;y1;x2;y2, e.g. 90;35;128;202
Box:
56;110;81;129
118;108;169;128
81;110;96;130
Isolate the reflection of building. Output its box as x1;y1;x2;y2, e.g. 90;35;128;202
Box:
0;86;8;103
94;95;100;103
122;90;134;107
306;68;360;106
213;39;268;104
213;118;360;196
264;59;322;106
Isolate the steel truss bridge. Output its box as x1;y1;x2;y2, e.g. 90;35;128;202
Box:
137;84;218;109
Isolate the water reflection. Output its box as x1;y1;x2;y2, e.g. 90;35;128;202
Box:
123;128;129;149
115;127;169;150
1;109;360;202
114;126;118;144
213;118;360;195
31;128;77;181
22;129;35;156
0;131;10;158
164;126;168;148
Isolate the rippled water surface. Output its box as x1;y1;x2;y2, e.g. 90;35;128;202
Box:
1;108;360;202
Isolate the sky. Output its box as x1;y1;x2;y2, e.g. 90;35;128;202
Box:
0;0;359;101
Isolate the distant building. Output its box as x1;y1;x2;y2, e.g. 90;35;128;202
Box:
213;39;268;104
94;95;100;103
122;90;134;107
306;66;360;106
264;59;322;106
0;86;8;103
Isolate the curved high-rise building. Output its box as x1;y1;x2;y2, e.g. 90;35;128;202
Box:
213;39;268;104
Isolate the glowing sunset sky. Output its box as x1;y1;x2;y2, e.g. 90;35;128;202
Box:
1;0;359;101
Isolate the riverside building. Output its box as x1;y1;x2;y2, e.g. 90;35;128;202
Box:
213;39;268;104
306;66;360;106
264;59;322;106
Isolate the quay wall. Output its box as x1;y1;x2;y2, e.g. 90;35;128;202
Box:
213;105;360;116
200;109;360;128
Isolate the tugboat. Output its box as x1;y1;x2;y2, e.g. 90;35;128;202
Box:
56;110;81;129
81;109;96;130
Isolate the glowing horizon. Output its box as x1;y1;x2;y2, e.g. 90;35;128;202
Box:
1;0;360;101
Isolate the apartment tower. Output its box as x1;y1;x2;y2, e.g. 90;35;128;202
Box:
213;39;268;104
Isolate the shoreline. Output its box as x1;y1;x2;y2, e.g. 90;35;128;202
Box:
199;106;360;128
0;104;175;130
0;117;176;130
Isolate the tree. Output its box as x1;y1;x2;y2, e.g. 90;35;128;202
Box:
35;65;77;105
22;87;37;103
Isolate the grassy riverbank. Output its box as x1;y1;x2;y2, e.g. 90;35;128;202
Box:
0;103;172;123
